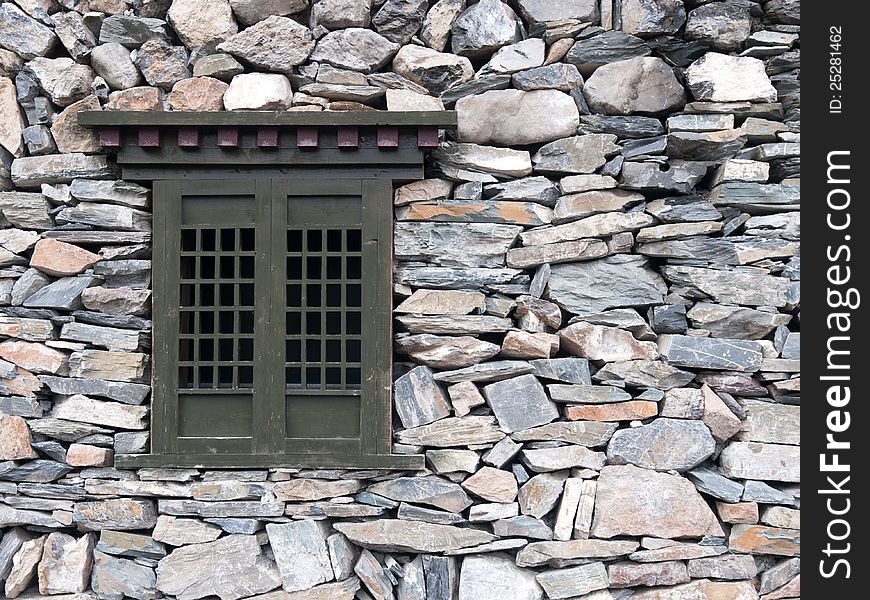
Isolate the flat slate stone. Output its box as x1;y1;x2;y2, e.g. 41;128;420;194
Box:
334;519;495;553
719;442;800;483
267;521;334;593
536;562;609;599
434;361;534;384
687;467;744;503
368;475;473;513
393;366;450;429
482;374;559;433
607;419;715;472
658;335;764;371
512;421;618;447
396;416;505;447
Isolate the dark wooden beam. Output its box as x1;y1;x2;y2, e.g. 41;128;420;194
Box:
78;110;458;128
116;452;425;470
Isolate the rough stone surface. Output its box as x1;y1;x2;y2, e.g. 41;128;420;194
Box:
167;0;239;52
482;374;559;433
685;53;778;103
607;418;716;472
583;57;685;115
218;17;315;73
457;90;579;146
592;465;724;539
223;73;293;110
311;29;399;73
267;521;334;593
37;532;94;594
451;0;521;59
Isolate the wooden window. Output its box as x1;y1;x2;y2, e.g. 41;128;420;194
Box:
136;178;418;469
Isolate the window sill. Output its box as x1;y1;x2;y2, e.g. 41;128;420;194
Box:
115;453;425;470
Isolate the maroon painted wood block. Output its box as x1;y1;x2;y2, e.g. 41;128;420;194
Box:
177;127;200;148
377;127;399;149
257;126;279;148
217;127;239;148
337;126;359;149
99;127;121;148
138;127;160;148
297;127;319;149
417;127;439;148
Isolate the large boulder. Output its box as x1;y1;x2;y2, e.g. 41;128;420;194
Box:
451;0;522;59
310;28;399;73
456;90;580;145
167;0;239;52
583;56;685;115
217;16;315;73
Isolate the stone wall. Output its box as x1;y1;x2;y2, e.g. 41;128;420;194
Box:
0;1;800;599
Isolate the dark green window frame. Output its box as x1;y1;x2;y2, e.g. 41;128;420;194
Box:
76;110;457;470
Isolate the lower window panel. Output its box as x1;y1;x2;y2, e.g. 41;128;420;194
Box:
285;395;361;439
178;393;253;438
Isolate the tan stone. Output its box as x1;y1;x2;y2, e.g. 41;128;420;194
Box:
0;340;68;375
0;316;53;342
592;465;724;539
0;76;25;157
500;330;559;359
565;401;658;422
701;384;742;442
447;381;485;417
761;506;799;530
395;289;485;315
394;178;453;206
106;86;164;111
69;350;148;382
81;286;152;316
716;501;759;524
38;532;95;594
560;322;658;362
30;238;100;277
630;579;759;600
461;466;518;503
168;77;229;111
761;575;799;600
50;96;101;153
0;413;38;460
729;524;800;556
5;535;47;598
66;443;114;467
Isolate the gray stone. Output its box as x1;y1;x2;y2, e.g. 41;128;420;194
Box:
70;179;150;209
4;534;45;598
391;44;473;96
518;471;568;518
481;38;545;75
687;467;745;503
547;255;666;315
520;211;653;246
458;555;543;600
96;530;166;560
267;521;334;593
592;465;723;539
133;39;190;90
578;115;665;140
91;551;158;600
0;3;57;59
21;276;93;311
353;549;393;600
513;63;583;92
685;53;777;102
427;449;480;474
40;375;149;405
99;15;171;47
666;130;747;162
457;90;579;146
566;31;651;72
685;1;753;51
396;416;505;447
156;535;281;600
533;135;620;175
0;459;71;483
686;554;757;580
217;17;314;74
530;358;591;384
720;442;800;483
396;315;512;335
193;54;244;81
372;0;428;44
114;431;149;454
420;0;466;52
51;11;97;62
0;505;66;528
434;361;534;384
620;160;708;193
334;519;495;553
451;0;521;59
658;335;764;371
583;56;685;115
53;395;148;429
522;446;605;473
310;29;399;73
368;476;472;512
607;419;715;472
395;335;500;370
661;265;796;308
536;563;608;599
710;181;799;214
742;480;797;506
166;0;238;52
73;499;157;531
433;142;532;179
440;75;512;107
737;400;799;445
554;189;645;221
37;532;94;595
11;154;116;189
395;222;520;267
21;125;55;156
2;530;34;582
507;239;609;269
24;58;95;107
517;0;598;23
229;0;309;25
393;366;450;429
517;539;638;568
493;515;553;540
548;384;631;404
482;374;558;432
512;421;617;447
0;193;52;230
759;557;801;595
645;195;722;223
619;0;686;37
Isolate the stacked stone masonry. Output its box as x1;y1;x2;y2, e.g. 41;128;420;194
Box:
1;0;799;599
